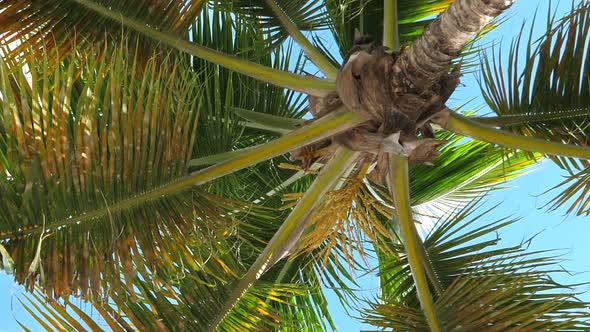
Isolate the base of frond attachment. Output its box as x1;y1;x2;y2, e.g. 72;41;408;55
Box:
292;46;459;183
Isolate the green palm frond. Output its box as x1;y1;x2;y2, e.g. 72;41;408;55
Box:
212;0;330;52
20;278;317;332
1;0;334;96
0;41;248;299
480;3;590;143
253;257;340;331
16;204;339;331
187;7;308;199
17;217;341;331
368;202;590;331
0;0;205;61
479;2;590;215
410;135;538;214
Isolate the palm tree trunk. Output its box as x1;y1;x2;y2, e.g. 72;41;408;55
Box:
400;0;515;82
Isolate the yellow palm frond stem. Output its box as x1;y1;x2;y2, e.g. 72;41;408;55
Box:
388;155;441;332
435;109;590;160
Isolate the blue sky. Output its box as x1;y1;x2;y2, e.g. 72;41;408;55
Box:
1;1;589;331
0;277;30;331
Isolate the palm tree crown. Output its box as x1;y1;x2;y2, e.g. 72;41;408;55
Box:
0;0;589;330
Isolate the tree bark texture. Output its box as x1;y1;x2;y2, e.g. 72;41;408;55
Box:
400;0;515;83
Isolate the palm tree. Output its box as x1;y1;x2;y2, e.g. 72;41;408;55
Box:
0;0;589;330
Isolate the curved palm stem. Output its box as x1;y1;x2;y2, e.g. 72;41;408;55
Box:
208;147;361;331
388;155;441;332
72;0;335;96
383;0;400;52
0;109;365;241
436;109;590;160
472;107;590;127
189;149;254;168
263;0;339;79
231;107;304;133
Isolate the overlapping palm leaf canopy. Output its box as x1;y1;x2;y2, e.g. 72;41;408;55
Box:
0;0;589;331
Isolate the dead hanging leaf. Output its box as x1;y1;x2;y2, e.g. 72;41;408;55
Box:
290;139;337;170
0;244;14;274
278;163;318;174
27;215;50;278
308;91;342;118
336;49;375;114
407;139;447;164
